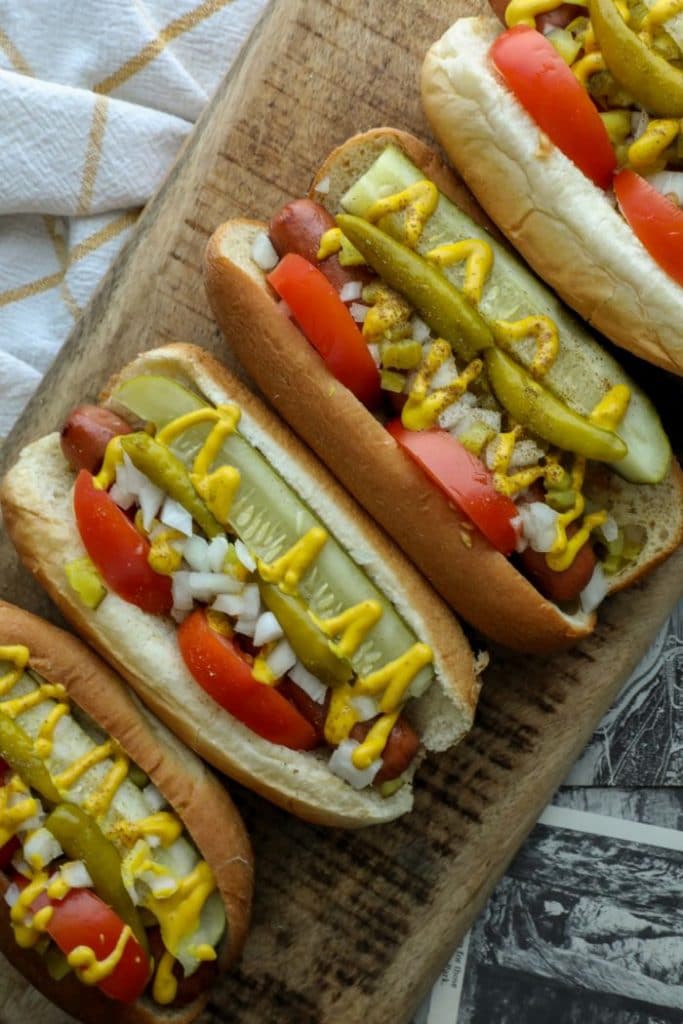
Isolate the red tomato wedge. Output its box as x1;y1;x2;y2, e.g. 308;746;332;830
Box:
73;470;172;615
14;878;150;1003
387;422;519;555
267;253;381;408
490;26;616;190
614;169;683;285
178;610;318;750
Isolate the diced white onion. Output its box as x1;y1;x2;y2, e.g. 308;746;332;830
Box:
183;535;211;572
645;170;683;206
241;584;261;620
517;501;559;553
431;354;459;390
315;175;330;195
509;439;546;469
11;852;31;878
253;611;284;647
139;870;179;899
289;662;327;703
160;497;193;537
411;316;431;342
109;482;135;509
3;883;20;909
438;392;477;431
351;695;379;722
172;572;194;611
61;861;93;889
207;536;229;573
251;231;280;271
212;593;245;617
631;109;649;140
277;299;292;319
121;455;164;530
234;617;257;638
580;564;610;613
601;516;619;543
340;280;363;302
328;740;381;790
188;572;243;598
24;828;63;870
367;343;381;367
265;639;297;680
235;539;256;572
511;514;528;553
143;783;166;813
350;302;369;323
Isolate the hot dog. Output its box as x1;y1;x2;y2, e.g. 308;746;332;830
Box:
0;344;479;828
203;128;683;653
421;11;683;374
0;600;252;1024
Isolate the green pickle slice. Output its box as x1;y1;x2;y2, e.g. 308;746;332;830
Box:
340;145;671;484
113;375;433;694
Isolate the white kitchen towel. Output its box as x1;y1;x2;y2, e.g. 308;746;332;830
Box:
0;0;268;438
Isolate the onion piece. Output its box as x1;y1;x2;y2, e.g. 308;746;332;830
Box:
23;828;63;870
350;302;369;323
171;573;194;611
580;565;609;613
289;662;327;703
315;175;330;195
3;883;20;909
265;639;297;680
350;695;379;722
211;593;246;617
60;860;93;889
340;281;363;302
183;536;211;572
645;170;683;206
143;783;166;813
517;501;559;553
253;611;284;647
234;617;257;638
235;539;256;572
411;316;431;342
328;740;382;789
241;584;261;620
251;231;279;271
160;497;193;537
601;515;619;543
207;536;229;573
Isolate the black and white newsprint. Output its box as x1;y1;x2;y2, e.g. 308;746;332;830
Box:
414;807;683;1024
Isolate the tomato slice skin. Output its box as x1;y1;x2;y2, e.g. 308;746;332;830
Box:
267;253;382;408
387;421;519;555
614;169;683;286
12;877;150;1004
73;470;172;615
178;610;318;750
490;26;616;190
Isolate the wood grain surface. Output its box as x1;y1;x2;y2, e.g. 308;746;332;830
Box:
1;1;682;1022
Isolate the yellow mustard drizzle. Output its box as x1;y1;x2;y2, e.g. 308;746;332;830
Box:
110;812;183;849
310;600;383;660
628;120;680;171
0;644;220;997
426;239;493;305
491;316;560;379
153;949;178;1005
352;710;401;770
504;0;583;28
316;227;366;266
489;426;547;498
366;180;439;248
640;0;683;43
324;684;359;745
257;527;328;595
0;645;30;694
356;644;434;713
589;385;631;431
67;924;133;985
148;529;185;575
145;860;216;964
546;457;608;571
402;340;483;430
93;435;125;490
0;776;39;846
572;50;606;86
361;283;412;342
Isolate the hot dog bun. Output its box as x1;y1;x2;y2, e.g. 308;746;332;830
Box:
421;16;683;376
0;599;253;1024
203;128;683;653
1;345;479;828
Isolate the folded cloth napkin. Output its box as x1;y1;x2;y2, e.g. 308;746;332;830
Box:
0;0;268;438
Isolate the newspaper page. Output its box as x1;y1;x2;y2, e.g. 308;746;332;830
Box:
414;805;683;1024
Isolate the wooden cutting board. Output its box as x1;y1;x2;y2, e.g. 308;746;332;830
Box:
1;1;682;1022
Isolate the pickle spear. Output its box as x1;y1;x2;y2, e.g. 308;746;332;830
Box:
339;145;671;483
